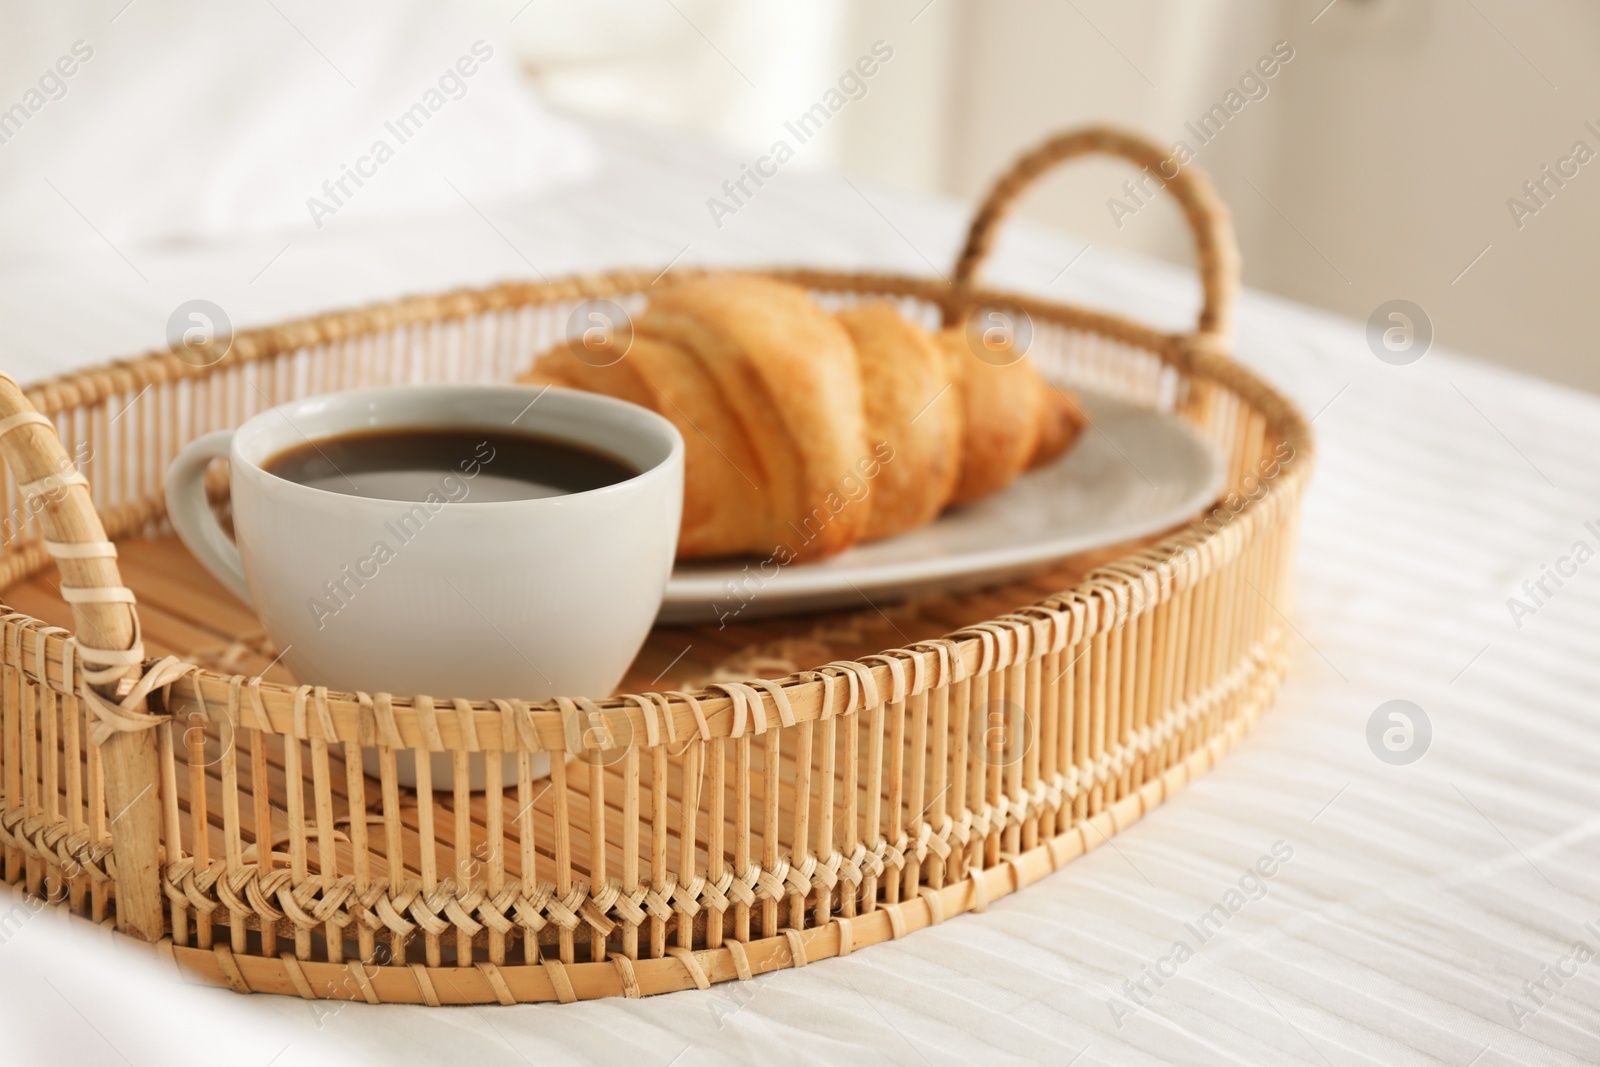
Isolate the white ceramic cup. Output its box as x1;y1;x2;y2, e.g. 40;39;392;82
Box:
164;383;683;787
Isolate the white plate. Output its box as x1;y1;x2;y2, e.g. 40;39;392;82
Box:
659;389;1225;624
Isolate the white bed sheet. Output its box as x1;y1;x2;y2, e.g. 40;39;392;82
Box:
1;121;1596;1067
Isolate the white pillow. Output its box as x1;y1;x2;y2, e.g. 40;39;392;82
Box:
0;0;597;256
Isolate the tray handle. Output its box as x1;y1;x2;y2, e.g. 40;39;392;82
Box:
948;124;1241;343
0;375;167;941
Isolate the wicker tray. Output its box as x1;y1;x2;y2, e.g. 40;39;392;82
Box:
0;126;1309;1005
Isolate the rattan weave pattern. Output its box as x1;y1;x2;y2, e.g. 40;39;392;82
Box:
0;127;1310;1003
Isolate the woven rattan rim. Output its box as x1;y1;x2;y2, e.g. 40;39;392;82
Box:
0;126;1311;1002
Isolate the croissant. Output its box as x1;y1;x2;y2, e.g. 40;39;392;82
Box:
522;275;1084;561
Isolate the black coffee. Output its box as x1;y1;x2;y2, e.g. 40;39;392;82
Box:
263;427;637;503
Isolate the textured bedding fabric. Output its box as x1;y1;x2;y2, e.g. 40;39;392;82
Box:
1;122;1597;1067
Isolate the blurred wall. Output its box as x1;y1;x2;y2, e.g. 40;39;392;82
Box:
491;0;1600;393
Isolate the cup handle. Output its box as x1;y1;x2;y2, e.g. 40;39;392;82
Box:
164;430;252;605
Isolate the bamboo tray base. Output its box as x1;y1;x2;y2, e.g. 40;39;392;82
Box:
0;127;1310;1005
